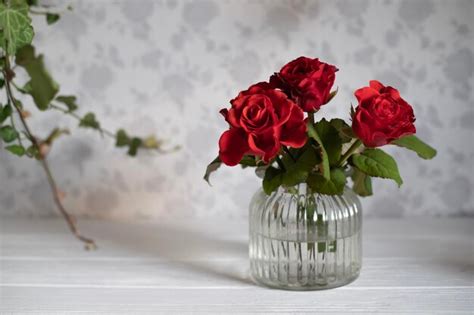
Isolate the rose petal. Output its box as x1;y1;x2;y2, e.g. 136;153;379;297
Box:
219;128;249;166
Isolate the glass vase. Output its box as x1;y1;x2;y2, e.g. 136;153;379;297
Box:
249;184;362;290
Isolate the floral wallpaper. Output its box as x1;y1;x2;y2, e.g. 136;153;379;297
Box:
0;0;472;219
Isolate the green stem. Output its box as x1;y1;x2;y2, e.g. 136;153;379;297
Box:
308;112;315;124
338;139;362;167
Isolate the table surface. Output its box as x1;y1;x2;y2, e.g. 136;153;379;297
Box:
0;218;473;314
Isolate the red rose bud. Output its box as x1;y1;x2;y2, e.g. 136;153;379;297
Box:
270;57;338;112
219;82;307;166
352;80;416;147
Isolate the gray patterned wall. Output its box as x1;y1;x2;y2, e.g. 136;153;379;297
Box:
0;0;473;219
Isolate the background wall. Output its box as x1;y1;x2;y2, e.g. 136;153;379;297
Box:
0;0;472;219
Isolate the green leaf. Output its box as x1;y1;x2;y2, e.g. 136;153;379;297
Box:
307;122;330;179
127;137;142;156
5;144;25;156
0;0;34;55
307;168;346;195
0;104;12;124
351;167;373;197
0;78;5;88
116;129;129;147
392;135;437;160
314;118;343;166
352;148;403;186
55;95;78;112
79;112;100;129
262;166;283;195
281;146;318;187
15;45;59;110
0;125;18;142
329;118;354;143
204;156;222;184
46;13;60;25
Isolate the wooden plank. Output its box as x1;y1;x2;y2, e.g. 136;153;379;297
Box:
1;287;472;313
1;218;473;313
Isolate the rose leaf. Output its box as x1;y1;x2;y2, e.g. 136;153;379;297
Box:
352;148;403;186
392;135;437;160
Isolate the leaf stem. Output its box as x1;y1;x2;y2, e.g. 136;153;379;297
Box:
49;103;116;139
338;139;362;167
2;57;96;250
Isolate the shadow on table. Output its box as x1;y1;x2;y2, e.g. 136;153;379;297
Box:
104;223;253;286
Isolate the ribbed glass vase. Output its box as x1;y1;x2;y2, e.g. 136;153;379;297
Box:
249;184;362;290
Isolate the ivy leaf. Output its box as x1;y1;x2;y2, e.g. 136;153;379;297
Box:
281;146;318;187
55;95;78;112
262;166;283;195
204;156;222;185
115;129;129;147
314;118;343;166
127;137;142;156
0;104;12;124
0;125;18;142
46;13;60;25
5;144;25;156
352;148;403;186
392;135;437;160
25;144;39;159
79;112;100;130
307;168;346;195
0;0;34;55
307;122;330;179
15;45;59;110
351;167;373;197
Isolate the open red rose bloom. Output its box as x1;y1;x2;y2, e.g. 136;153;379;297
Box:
219;83;306;166
352;80;416;147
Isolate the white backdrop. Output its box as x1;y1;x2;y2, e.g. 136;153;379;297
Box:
0;0;472;219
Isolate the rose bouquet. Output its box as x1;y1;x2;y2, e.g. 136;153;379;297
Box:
205;56;436;196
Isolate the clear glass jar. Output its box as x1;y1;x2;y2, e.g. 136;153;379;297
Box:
249;184;362;290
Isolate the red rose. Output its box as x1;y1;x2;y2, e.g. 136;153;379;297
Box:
352;80;416;147
270;57;338;112
219;83;307;166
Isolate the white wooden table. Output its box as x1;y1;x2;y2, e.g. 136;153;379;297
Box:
0;218;473;314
